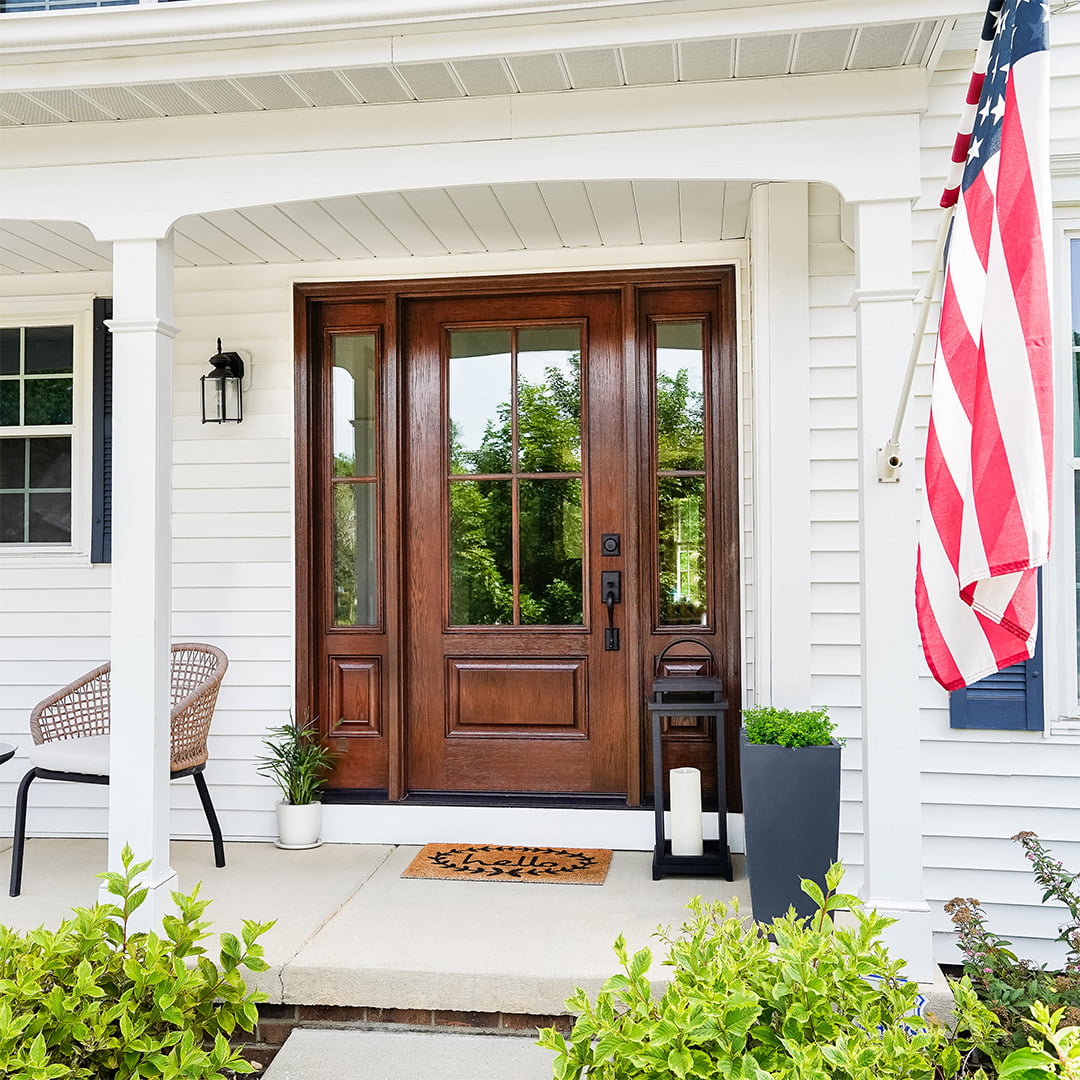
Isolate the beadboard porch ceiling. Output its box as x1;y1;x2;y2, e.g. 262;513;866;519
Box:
0;180;753;274
0;4;985;274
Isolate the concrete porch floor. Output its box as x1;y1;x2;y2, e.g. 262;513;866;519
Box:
0;837;750;1016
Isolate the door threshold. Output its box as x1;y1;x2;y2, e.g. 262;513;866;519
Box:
321;789;630;810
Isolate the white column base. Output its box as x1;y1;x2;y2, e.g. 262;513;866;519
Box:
861;893;937;983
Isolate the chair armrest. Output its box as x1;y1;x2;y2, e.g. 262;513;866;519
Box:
30;663;112;745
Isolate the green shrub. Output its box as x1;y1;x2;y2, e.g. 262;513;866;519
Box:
539;863;1004;1079
0;846;273;1079
946;833;1080;1055
741;705;838;748
997;1002;1080;1078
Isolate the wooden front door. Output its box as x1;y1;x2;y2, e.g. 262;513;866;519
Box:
402;289;628;794
296;270;740;803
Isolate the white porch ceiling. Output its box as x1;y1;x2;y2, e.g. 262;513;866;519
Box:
0;21;943;127
0;179;753;274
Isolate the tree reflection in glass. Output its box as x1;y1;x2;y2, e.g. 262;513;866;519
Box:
448;326;583;626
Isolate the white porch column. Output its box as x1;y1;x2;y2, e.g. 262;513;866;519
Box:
750;182;812;706
104;235;178;923
850;199;935;981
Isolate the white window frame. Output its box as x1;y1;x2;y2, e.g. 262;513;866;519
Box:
0;294;96;566
1047;219;1080;736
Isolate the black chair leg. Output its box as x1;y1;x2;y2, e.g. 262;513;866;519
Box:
9;769;38;897
192;770;226;868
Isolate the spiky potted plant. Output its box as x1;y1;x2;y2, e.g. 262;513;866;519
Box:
256;715;339;849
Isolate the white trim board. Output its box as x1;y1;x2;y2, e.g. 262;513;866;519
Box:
321;804;747;853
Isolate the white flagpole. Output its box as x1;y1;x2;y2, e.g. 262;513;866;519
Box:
876;202;955;482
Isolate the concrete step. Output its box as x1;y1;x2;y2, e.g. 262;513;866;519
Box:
261;1029;553;1080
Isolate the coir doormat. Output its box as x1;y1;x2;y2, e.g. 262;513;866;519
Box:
402;843;612;885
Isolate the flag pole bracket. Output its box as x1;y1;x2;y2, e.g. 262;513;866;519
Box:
877;440;903;483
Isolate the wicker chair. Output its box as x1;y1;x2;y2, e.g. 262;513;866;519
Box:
8;643;228;897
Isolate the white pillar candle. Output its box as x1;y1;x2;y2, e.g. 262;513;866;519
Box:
669;767;704;856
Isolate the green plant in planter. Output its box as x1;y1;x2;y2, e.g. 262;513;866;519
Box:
539;863;1005;1080
0;845;272;1079
742;704;839;748
256;714;338;805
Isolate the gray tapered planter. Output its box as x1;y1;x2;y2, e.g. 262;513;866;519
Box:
739;728;841;923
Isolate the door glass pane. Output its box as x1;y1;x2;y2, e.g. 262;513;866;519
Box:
656;322;705;471
333;334;377;477
519;478;583;625
517;326;582;472
449;330;512;475
658;476;706;625
449;479;514;625
333;481;378;626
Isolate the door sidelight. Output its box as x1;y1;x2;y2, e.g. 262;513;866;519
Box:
601;570;621;651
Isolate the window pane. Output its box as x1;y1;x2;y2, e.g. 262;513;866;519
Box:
0;439;25;489
24;326;73;375
28;492;70;543
519;478;583;625
24;379;73;425
0;329;20;376
0;382;18;426
656;322;705;471
449;479;513;625
332;481;378;626
28;436;71;489
449;330;512;475
0;493;24;543
517;327;582;473
658;475;707;625
332;334;377;478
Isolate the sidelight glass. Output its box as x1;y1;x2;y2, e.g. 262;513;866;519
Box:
449;329;512;475
654;320;709;627
657;476;706;625
332;334;377;477
517;326;582;473
330;333;379;626
332;482;378;626
656;322;704;471
449;479;514;625
519;479;583;625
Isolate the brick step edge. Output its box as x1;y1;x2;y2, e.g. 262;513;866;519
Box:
230;1004;574;1072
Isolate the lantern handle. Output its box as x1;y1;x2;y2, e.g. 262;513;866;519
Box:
653;638;719;676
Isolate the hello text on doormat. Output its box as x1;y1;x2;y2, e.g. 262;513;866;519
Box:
401;844;612;884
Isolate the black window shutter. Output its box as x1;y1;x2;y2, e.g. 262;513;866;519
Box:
949;578;1043;731
91;298;112;564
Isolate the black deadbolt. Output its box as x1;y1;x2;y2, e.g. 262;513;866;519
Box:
601;533;621;556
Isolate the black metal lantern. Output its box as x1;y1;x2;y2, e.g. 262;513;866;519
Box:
647;639;732;881
201;339;244;423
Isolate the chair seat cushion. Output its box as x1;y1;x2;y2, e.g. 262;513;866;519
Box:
30;734;111;776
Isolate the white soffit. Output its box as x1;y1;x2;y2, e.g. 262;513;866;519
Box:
0;180;755;274
0;21;946;127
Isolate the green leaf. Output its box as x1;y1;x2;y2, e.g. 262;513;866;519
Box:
668;1046;693;1078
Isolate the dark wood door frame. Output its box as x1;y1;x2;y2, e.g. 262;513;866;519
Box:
294;267;741;807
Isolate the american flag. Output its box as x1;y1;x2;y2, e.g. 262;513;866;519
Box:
916;0;1054;691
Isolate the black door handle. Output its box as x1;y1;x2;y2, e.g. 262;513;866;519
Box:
602;571;621;651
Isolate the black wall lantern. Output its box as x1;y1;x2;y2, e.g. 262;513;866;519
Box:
201;339;244;423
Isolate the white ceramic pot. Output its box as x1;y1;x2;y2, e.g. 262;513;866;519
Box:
275;800;323;849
